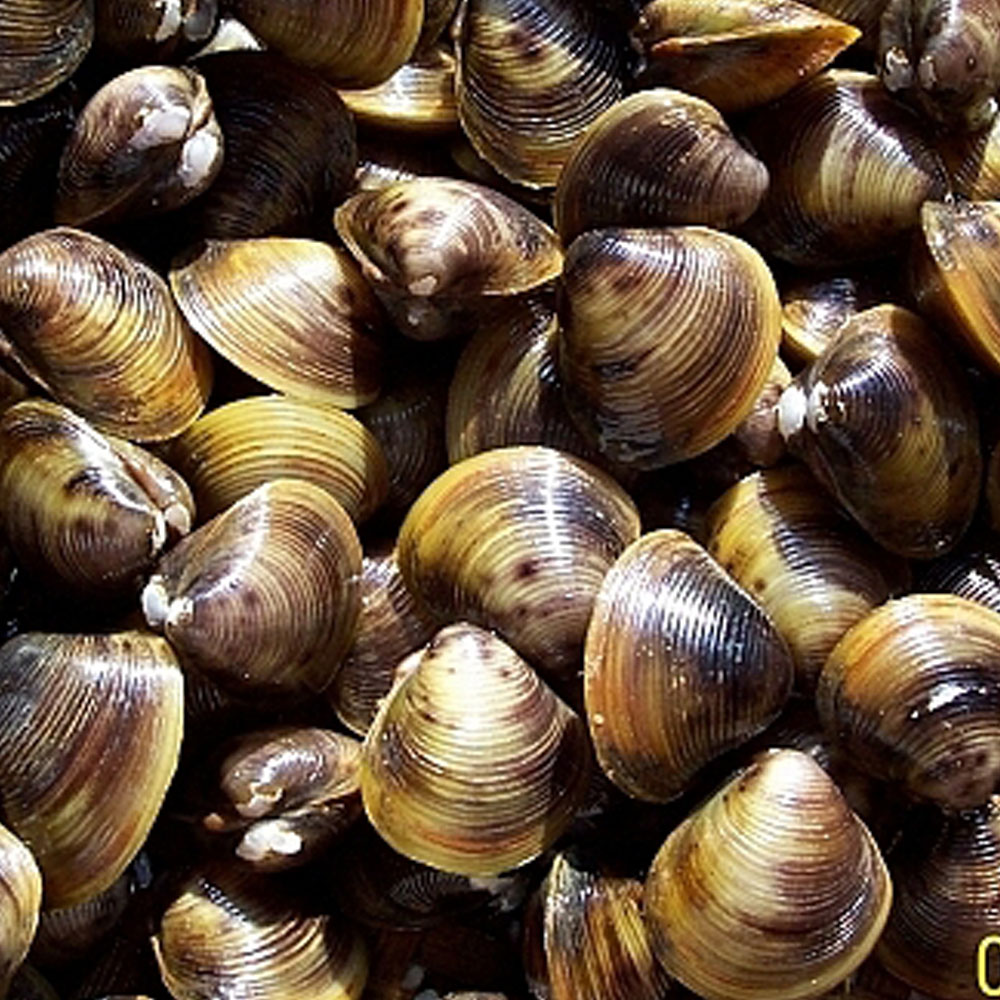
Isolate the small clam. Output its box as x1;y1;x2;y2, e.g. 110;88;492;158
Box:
93;0;217;61
817;593;1000;810
558;226;782;469
54;65;223;228
397;445;641;676
0;823;41;994
643;748;892;1000
584;528;793;801
142;479;362;699
777;304;981;559
360;622;591;876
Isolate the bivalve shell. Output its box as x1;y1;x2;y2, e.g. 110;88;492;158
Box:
0;823;41;994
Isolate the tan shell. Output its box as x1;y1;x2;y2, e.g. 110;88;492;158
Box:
54;65;223;227
0;227;212;441
741;69;948;266
644;748;891;1000
938;116;1000;198
705;465;904;691
170;238;385;408
142;479;362;699
221;0;422;87
584;529;793;801
777;304;981;559
164;395;389;524
397;445;641;676
0;631;183;907
553;88;768;245
0;399;193;593
817;593;1000;811
360;622;591;876
632;0;860;112
152;863;369;1000
0;823;41;993
454;0;626;188
558;226;782;469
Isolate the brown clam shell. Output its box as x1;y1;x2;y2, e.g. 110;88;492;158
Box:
0;631;183;907
360;622;591;876
397;445;641;676
170;238;385;408
558;226;782;469
93;0;217;61
142;478;362;699
817;593;1000;811
643;748;892;1000
584;528;793;801
0;823;41;993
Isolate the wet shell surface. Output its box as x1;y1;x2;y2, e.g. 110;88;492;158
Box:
631;0;861;113
0;631;183;907
360;622;591;876
164;395;389;524
397;445;641;676
454;0;626;188
0;823;41;993
552;87;769;245
558;226;782;469
643;748;892;1000
777;304;981;560
817;593;1000;811
584;528;793;801
0;227;212;441
170;237;385;408
142;479;362;699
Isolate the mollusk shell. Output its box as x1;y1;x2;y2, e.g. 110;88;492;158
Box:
0;823;41;993
584;528;793;801
397;445;641;676
558;226;782;469
817;593;1000;810
360;622;591;876
643;748;891;1000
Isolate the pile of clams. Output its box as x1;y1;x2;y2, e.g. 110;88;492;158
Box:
6;0;1000;997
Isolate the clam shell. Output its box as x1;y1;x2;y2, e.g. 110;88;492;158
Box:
360;622;591;876
584;528;793;801
643;748;892;1000
920;547;1000;616
164;395;389;524
817;593;1000;810
632;0;860;113
938;114;1000;198
777;304;981;559
558;226;782;469
397;445;641;676
0;823;41;993
454;0;627;188
0;227;212;441
553;88;768;245
142;478;362;699
170;238;385;408
93;0;217;60
0;631;183;907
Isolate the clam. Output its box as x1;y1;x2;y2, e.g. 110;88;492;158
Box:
705;465;905;691
558;226;782;469
817;593;1000;811
631;0;860;113
0;823;41;994
397;445;641;676
334;176;563;341
0;227;212;441
0;399;194;593
552;87;769;245
54;65;222;228
919;546;1000;615
584;528;793;801
0;631;183;907
454;0;627;188
93;0;217;61
643;748;892;1000
360;622;591;876
777;304;981;559
152;863;369;1000
938;114;1000;198
142;478;362;699
0;0;92;106
170;237;386;408
164;394;389;524
741;69;948;266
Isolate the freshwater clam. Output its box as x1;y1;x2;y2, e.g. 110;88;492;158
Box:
93;0;217;61
643;748;892;1000
0;823;41;994
360;622;591;876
